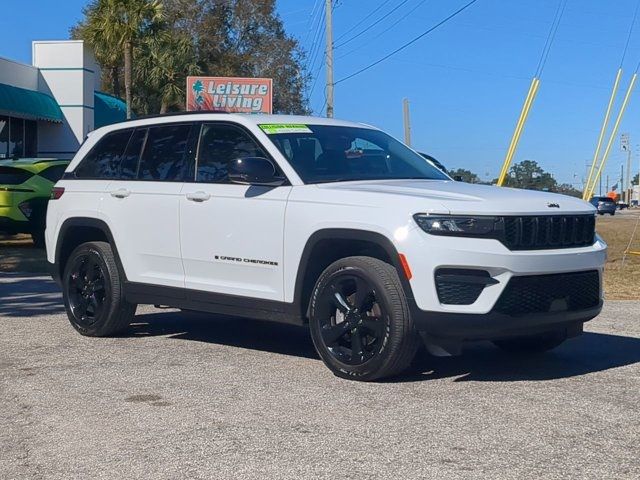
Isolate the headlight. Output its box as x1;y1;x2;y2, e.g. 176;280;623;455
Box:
413;214;499;237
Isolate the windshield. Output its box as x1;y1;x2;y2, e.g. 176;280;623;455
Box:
262;124;450;184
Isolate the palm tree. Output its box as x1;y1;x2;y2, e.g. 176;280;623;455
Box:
80;0;164;118
136;31;202;113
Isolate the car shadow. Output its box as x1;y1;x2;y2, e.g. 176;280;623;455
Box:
129;309;640;382
128;310;318;359
0;276;65;317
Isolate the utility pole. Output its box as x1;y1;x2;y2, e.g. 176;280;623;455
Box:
606;174;609;192
403;98;411;146
599;174;602;196
621;133;630;202
325;0;334;118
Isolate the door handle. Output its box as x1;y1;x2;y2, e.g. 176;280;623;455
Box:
185;191;211;202
110;188;130;199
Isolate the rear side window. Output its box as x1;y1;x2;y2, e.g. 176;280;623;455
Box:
39;164;67;183
120;129;147;179
138;124;193;181
196;124;267;183
75;129;134;179
0;166;33;185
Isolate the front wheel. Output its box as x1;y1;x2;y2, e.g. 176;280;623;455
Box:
309;256;419;381
493;331;566;354
62;241;136;336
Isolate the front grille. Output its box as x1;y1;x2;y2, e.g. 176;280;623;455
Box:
493;270;600;316
501;215;595;250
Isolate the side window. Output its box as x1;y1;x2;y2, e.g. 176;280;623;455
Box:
39;164;67;183
120;128;147;179
197;124;267;183
75;129;134;179
138;124;193;181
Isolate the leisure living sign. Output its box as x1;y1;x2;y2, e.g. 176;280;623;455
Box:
186;76;273;113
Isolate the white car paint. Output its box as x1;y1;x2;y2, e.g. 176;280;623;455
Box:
46;113;606;317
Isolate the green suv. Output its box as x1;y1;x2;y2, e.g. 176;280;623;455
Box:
0;158;69;247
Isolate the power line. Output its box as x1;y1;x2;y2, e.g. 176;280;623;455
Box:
333;0;392;43
534;0;567;78
620;0;640;68
334;0;480;86
337;0;430;60
334;0;412;49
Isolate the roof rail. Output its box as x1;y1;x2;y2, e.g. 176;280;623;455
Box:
120;110;231;123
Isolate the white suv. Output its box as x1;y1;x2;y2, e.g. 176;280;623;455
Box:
46;113;607;381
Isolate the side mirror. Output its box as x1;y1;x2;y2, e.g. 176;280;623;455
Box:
228;157;285;187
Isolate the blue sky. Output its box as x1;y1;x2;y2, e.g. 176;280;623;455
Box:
1;0;640;189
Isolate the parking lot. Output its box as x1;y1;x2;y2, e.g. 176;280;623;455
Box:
1;273;639;479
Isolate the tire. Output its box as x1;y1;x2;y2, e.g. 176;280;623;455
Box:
62;241;136;336
610;211;615;216
309;256;419;381
493;330;566;354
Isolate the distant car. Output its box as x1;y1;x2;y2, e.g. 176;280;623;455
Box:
617;201;629;210
589;196;616;216
0;158;69;247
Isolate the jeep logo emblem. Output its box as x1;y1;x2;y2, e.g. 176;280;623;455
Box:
547;202;560;208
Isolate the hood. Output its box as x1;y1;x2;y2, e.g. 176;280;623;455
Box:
317;179;595;215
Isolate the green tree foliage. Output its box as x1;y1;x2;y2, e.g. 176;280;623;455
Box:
134;31;202;115
448;168;481;184
72;0;164;119
633;173;639;186
73;0;309;115
487;160;582;196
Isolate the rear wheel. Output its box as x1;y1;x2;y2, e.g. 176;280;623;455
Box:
493;331;566;354
309;256;419;381
62;241;136;336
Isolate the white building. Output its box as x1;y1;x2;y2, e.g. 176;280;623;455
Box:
0;40;126;160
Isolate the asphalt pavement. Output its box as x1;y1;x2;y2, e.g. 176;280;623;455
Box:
1;273;639;479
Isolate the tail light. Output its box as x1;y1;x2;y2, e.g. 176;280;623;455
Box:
50;187;65;200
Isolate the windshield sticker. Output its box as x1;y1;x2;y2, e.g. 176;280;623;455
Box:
259;124;312;134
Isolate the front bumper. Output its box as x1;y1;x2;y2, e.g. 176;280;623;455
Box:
397;225;607;339
412;301;602;342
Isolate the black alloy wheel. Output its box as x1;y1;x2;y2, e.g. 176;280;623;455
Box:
62;241;136;337
66;253;107;328
309;256;419;381
316;273;387;366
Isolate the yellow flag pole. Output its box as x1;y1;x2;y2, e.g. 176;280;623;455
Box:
583;68;623;200
588;72;638;200
498;78;540;186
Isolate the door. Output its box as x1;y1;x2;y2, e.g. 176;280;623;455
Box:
101;123;197;288
180;123;291;301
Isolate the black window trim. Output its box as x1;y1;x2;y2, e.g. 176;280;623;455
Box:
66;120;291;185
69;127;135;180
192;120;291;186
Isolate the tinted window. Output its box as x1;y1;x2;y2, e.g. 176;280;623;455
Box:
138;124;193;181
120;129;147;179
265;125;449;184
75;129;134;179
40;164;67;183
197;124;267;183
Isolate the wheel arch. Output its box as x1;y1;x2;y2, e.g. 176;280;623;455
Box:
293;228;414;320
53;217;125;284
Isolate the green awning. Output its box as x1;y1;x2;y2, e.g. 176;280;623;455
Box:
0;83;63;123
94;91;128;128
